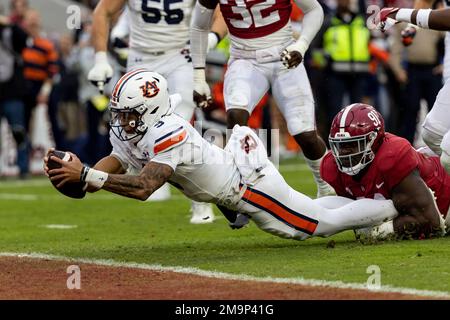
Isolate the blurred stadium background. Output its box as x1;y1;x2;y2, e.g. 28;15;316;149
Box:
0;0;443;179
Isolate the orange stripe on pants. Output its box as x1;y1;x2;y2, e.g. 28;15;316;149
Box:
242;188;318;234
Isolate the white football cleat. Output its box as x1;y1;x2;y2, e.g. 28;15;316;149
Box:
354;220;395;241
146;183;171;202
190;201;215;224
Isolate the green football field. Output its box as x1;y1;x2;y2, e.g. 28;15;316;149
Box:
1;158;450;295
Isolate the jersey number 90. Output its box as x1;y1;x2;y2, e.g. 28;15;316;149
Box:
141;0;184;24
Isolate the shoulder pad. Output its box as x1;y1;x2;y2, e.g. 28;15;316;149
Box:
151;119;189;155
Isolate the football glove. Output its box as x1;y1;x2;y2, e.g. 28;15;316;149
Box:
193;68;212;108
87;52;114;94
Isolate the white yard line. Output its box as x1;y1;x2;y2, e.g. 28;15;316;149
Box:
42;224;78;229
0;252;448;299
0;179;49;188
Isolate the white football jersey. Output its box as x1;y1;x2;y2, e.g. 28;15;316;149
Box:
127;0;195;54
110;112;241;204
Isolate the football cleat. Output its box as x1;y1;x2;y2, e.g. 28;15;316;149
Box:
190;201;215;224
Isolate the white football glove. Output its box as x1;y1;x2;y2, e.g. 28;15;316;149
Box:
193;68;212;108
87;52;114;94
280;39;309;69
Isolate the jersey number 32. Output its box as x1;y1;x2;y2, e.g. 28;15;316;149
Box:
141;0;184;24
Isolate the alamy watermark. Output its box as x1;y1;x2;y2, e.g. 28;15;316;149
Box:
366;265;381;290
67;265;81;290
66;5;82;30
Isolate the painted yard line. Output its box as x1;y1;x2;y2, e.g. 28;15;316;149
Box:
0;179;49;188
42;224;78;229
0;252;448;299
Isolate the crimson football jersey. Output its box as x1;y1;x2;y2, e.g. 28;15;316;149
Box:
321;133;450;217
219;0;292;39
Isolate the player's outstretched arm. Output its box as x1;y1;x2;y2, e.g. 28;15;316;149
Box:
48;153;174;201
391;170;445;238
84;155;127;193
100;162;173;201
383;8;450;31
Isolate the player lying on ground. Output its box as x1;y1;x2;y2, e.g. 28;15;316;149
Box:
378;6;450;177
320;103;448;240
44;70;400;241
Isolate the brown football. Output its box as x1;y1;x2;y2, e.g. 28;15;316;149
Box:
47;150;86;199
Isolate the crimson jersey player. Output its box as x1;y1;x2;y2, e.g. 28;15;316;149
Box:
190;0;336;198
320;103;449;239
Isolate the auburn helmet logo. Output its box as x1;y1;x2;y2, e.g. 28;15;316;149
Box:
140;81;160;98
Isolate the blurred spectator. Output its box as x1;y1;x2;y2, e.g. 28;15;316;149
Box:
9;0;28;26
388;24;444;144
21;9;59;132
312;0;371;138
49;33;83;151
0;9;29;177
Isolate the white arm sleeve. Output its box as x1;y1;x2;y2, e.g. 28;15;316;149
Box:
190;1;215;69
292;0;324;55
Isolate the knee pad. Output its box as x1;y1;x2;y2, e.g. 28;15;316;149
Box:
227;93;249;111
421;127;443;156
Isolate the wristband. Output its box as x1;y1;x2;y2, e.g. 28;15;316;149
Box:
395;8;414;23
193;68;206;82
210;31;221;43
296;38;309;57
289;38;309;57
81;166;108;189
416;9;432;29
80;165;90;182
95;51;108;64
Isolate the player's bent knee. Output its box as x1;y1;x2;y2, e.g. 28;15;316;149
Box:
294;130;321;148
227;93;249;110
422;127;443;156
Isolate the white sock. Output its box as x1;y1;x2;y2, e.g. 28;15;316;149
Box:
304;153;333;190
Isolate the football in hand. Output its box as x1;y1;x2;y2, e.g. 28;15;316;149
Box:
47;150;86;199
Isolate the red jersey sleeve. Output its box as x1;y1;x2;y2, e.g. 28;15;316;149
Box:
377;136;419;190
320;152;348;197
